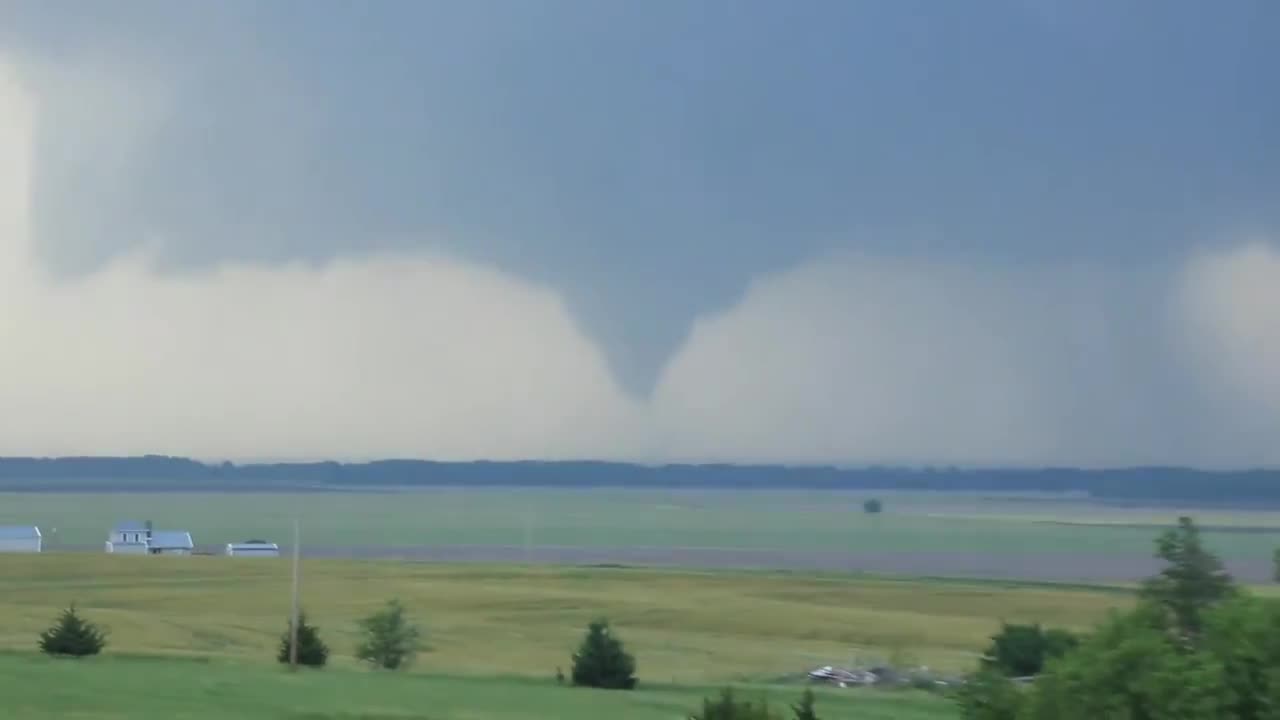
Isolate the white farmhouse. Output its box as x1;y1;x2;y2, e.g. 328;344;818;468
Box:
0;526;41;552
226;541;280;557
105;520;152;554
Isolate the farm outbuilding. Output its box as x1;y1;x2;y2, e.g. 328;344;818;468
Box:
148;531;195;556
0;526;41;553
226;541;280;557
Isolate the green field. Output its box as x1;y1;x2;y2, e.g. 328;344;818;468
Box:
0;554;1137;718
1;488;1268;717
4;489;1279;562
0;654;949;720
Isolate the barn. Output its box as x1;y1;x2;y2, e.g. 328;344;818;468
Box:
0;526;42;553
226;541;281;557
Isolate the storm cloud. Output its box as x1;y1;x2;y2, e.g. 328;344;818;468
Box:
1;58;1277;467
4;1;1278;399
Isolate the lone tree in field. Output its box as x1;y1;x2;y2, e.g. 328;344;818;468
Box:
570;619;637;690
355;598;423;670
277;611;329;668
1139;516;1236;640
979;622;1078;677
863;498;883;514
38;604;106;657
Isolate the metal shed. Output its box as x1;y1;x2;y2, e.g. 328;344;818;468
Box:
226;541;281;557
0;526;42;553
147;531;195;555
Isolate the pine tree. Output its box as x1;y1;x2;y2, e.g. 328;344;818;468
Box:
38;604;107;657
355;598;423;670
791;688;820;720
1139;516;1236;640
277;611;329;668
570;619;637;690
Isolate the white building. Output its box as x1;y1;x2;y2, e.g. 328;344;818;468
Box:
105;521;193;555
226;541;280;557
148;531;194;556
0;526;41;552
105;520;152;554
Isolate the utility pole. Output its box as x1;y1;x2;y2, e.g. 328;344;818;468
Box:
523;507;533;564
289;517;301;670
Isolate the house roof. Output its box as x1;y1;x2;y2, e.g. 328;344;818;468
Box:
0;526;40;540
113;521;149;532
148;531;193;549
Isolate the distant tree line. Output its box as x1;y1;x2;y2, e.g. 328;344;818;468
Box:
3;456;1280;503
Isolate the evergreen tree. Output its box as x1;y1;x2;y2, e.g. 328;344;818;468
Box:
355;598;422;670
791;687;820;720
1139;516;1236;640
277;611;329;668
38;604;107;657
569;619;637;690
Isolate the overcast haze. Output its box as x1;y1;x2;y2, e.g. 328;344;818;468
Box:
0;1;1277;466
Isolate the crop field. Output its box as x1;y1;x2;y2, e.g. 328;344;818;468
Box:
3;488;1279;582
0;554;1138;719
0;555;1131;676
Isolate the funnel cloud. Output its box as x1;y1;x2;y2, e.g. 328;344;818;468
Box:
1;4;1278;468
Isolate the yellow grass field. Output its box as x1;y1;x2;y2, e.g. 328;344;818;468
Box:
0;554;1133;680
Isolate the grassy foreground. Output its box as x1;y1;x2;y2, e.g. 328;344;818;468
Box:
0;554;1131;678
0;653;949;720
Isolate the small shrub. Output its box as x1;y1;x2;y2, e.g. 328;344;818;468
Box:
277;611;329;668
955;670;1024;720
791;687;820;720
355;598;423;670
863;498;883;514
570;619;637;690
38;604;107;657
980;622;1078;677
692;688;781;720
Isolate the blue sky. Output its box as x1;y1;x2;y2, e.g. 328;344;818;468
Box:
0;1;1277;465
